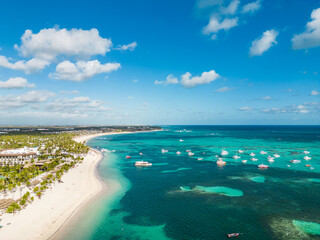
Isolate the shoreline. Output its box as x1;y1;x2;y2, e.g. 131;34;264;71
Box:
0;130;156;240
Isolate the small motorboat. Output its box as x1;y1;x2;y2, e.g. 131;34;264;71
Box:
268;158;275;163
227;233;240;238
238;150;244;154
126;156;131;159
217;158;226;166
250;152;255;157
139;152;143;155
303;151;310;154
258;164;269;169
290;159;301;164
176;151;181;155
221;149;229;156
242;160;247;164
304;156;311;160
260;151;267;155
188;152;195;156
161;149;168;153
186;150;191;152
135;161;152;167
179;139;184;142
305;164;311;167
233;155;241;159
251;158;258;161
274;154;280;158
197;158;203;160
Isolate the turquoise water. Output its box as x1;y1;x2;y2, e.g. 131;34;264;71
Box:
62;126;320;240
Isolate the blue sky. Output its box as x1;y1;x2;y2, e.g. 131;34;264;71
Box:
0;0;319;125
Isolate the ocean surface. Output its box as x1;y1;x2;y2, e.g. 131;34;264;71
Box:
62;126;320;240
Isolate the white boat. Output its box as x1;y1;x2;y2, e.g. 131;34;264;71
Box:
176;151;181;155
267;155;274;160
290;159;301;164
242;160;247;164
233;155;241;159
303;151;310;154
161;149;168;153
260;151;267;155
186;150;191;152
221;149;229;156
217;159;226;166
238;150;244;154
287;165;291;167
250;152;255;157
267;158;275;163
251;158;258;161
304;156;311;160
258;164;269;169
139;152;143;155
197;158;203;161
274;154;280;158
215;155;219;158
135;161;152;167
179;139;184;142
188;152;195;156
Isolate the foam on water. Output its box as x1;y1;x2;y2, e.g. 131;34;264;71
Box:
161;167;192;173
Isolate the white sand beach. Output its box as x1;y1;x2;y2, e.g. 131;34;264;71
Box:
0;131;129;240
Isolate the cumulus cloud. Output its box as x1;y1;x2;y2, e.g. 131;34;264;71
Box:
181;70;220;88
197;0;262;39
292;8;320;49
0;90;55;109
249;29;278;56
310;90;320;96
15;27;112;61
242;0;261;14
239;106;253;111
18;90;55;103
46;97;112;114
0;56;50;74
155;70;220;88
50;60;121;81
116;41;137;51
203;17;238;35
215;86;233;92
0;77;35;89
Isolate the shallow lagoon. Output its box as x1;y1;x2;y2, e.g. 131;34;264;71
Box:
63;126;320;240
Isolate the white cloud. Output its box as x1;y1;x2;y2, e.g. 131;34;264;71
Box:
310;90;320;96
180;70;220;88
51;60;121;81
116;42;137;51
262;96;272;100
292;8;320;49
239;106;253;111
203;16;238;35
0;90;55;109
133;79;139;83
18;90;55;103
0;56;50;74
154;75;178;85
0;77;35;89
15;27;112;61
154;80;164;85
221;0;240;15
215;86;233;92
249;29;278;56
242;0;261;14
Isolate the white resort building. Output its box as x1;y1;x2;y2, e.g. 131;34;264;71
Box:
0;147;39;166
